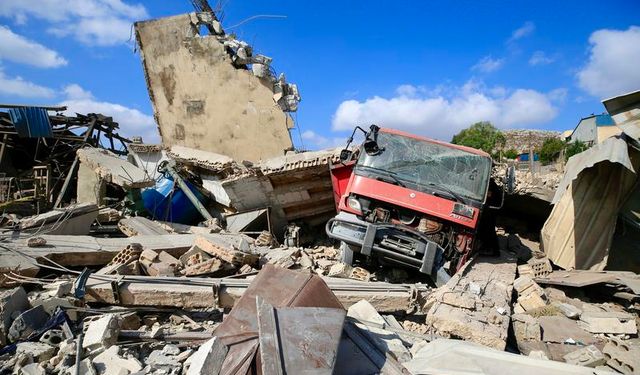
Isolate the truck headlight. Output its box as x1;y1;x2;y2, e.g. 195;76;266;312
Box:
347;195;361;211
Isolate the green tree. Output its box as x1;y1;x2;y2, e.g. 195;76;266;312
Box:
539;137;565;165
451;122;505;157
503;148;518;159
565;140;588;160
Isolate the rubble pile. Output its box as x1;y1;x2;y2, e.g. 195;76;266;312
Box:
0;3;639;374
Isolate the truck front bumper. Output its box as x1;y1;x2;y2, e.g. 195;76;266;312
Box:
326;212;449;283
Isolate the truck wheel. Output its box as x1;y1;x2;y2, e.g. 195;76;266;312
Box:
340;241;355;265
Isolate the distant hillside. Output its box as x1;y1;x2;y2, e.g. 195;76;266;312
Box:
502;129;561;154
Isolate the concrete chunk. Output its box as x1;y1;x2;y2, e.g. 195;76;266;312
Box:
563;345;606;368
8;305;48;342
185;336;227;375
77;147;154;189
93;345;143;375
0;287;29;345
83;314;120;352
16;342;55;362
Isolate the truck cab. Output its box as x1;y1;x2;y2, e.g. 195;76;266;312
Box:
326;125;494;285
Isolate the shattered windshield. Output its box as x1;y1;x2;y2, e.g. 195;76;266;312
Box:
356;132;492;202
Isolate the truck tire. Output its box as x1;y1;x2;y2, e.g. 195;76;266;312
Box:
340;241;356;265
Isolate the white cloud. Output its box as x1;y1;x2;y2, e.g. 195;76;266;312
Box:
0;0;148;46
0;70;56;98
0;26;67;68
509;21;535;42
332;82;561;141
472;56;504;73
577;26;640;98
300;130;345;150
529;50;554;66
60;84;159;142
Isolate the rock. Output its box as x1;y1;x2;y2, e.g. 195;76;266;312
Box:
93;346;143;375
8;305;48;342
42;280;74;297
162;344;181;356
18;363;45;375
512;313;541;342
83;314;120;352
528;350;549;360
15;342;55;362
67;358;97;375
551;301;581;320
328;262;352;278
563;345;606;368
517;292;546;312
146;349;182;372
0;287;30;346
26;237;47;247
185;337;227;375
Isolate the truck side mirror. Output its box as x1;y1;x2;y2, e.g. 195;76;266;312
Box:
363;139;381;155
339;149;353;162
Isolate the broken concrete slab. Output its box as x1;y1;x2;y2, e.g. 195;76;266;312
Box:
185;336;227;375
77;147;154;189
67;358;97;375
347;300;411;362
0;286;29;345
425;253;517;350
538;316;597;344
0;234;197;282
404;338;614;375
579;311;637;334
117;217;170;237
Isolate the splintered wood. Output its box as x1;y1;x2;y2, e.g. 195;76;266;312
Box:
425;253;517;350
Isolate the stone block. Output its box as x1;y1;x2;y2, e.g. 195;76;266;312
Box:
551;301;581;320
517;292;546;312
579;312;637;335
563;345;606;368
328;262;352;278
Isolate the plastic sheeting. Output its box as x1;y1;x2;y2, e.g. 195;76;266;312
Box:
542;136;640;270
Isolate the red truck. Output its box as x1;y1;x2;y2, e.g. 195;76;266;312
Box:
327;125;503;285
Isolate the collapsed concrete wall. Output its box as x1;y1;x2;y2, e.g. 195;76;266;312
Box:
135;12;297;162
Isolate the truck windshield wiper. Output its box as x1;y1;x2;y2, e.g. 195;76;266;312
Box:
357;165;406;187
428;183;467;205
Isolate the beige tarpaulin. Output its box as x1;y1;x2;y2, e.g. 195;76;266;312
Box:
541;136;639;270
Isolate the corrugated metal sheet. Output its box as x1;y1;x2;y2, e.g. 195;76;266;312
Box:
541;137;640;270
8;107;52;138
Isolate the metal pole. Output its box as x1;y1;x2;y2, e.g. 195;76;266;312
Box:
161;161;214;221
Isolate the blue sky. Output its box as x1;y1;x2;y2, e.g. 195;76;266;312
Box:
0;1;639;150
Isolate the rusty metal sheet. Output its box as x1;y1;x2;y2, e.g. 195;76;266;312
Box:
214;264;344;371
257;296;345;374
